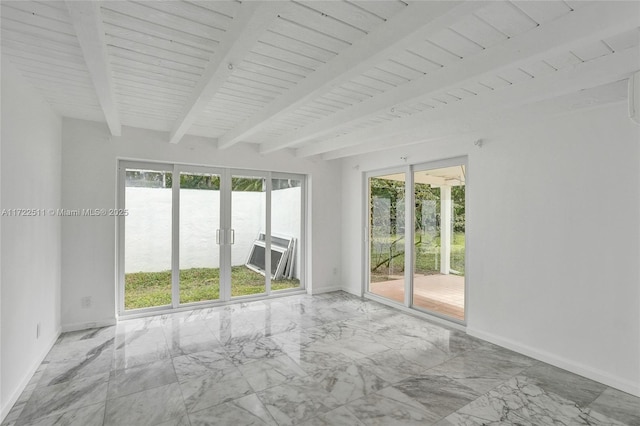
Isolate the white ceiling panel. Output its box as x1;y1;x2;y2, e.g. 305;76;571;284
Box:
278;2;366;45
376;59;425;81
350;0;407;21
1;0;636;159
251;41;326;70
306;1;386;33
474;2;538;38
450;14;509;48
428;28;484;59
544;51;583;70
603;28;640;52
267;16;349;54
520;60;557;78
407;41;462;68
570;41;614;62
392;50;442;75
100;7;218;50
102;2;226;41
512;1;573;25
498;68;534;85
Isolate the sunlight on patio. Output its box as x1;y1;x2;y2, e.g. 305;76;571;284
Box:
370;273;465;321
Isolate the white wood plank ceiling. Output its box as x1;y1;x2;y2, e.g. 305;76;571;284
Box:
2;1;638;160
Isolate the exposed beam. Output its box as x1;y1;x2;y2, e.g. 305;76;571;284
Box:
169;1;286;144
323;81;628;160
66;1;121;136
217;1;486;150
277;1;640;155
316;47;637;160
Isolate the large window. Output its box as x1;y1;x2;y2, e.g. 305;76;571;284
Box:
117;162;305;315
366;158;467;323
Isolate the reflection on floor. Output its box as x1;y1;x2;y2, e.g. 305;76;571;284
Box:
4;292;639;426
370;273;465;320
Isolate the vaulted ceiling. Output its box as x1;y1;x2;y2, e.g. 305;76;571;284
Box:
2;1;639;159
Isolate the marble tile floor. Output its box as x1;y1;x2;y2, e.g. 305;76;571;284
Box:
3;291;639;426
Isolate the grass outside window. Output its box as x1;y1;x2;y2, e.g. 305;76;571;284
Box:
370;232;465;282
124;266;300;310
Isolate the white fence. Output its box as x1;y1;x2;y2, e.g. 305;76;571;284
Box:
124;187;301;278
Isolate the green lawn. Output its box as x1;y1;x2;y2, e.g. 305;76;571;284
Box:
370;232;465;281
125;266;300;310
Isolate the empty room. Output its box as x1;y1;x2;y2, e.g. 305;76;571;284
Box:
1;1;639;425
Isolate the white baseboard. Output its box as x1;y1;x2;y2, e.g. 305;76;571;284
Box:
1;327;61;423
339;287;361;298
61;318;116;333
467;327;640;397
310;285;344;295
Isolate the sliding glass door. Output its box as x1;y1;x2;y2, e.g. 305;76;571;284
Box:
118;162;305;315
178;168;223;304
230;172;267;298
368;171;407;304
365;158;467;323
271;175;303;292
122;165;173;310
412;165;466;321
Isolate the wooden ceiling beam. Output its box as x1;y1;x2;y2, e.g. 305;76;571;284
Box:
66;1;121;136
314;47;637;160
283;2;639;156
168;1;286;144
218;1;485;150
323;81;628;160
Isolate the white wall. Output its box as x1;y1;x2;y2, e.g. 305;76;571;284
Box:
61;119;341;330
340;102;640;396
124;187;300;274
1;61;62;419
125;187;173;272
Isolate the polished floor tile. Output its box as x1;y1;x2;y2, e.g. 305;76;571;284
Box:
238;355;308;392
390;372;480;418
257;377;341;425
21;402;105;426
299;406;365;426
521;362;607;407
345;386;442;425
104;382;187;426
107;358;177;399
17;372;109;425
180;369;252;413
172;349;234;383
311;362;388;405
4;291;639;426
437;376;627;426
588;387;640;425
355;349;428;384
188;394;276;426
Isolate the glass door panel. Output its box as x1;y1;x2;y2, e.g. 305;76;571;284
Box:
412;165;466;321
119;161;306;314
230;174;266;297
179;171;222;304
369;173;406;303
124;167;173;310
271;177;303;291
